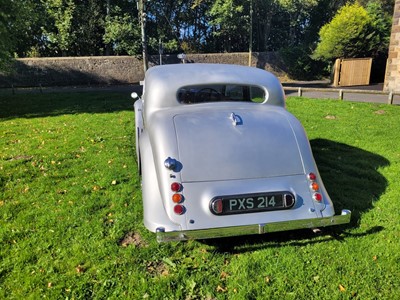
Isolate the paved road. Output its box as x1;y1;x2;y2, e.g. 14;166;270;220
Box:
283;82;400;105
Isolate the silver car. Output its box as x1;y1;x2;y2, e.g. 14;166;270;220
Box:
133;64;351;242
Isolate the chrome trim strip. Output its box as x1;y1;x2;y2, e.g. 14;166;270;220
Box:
156;209;351;242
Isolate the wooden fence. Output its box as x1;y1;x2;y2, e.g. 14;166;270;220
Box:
333;58;372;87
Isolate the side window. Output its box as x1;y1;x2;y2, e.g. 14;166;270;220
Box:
177;85;265;104
250;86;265;103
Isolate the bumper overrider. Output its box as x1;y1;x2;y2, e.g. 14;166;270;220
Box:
156;209;351;242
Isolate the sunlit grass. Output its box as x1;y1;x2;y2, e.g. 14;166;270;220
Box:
1;92;399;299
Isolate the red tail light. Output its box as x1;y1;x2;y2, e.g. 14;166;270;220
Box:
171;182;185;213
171;182;182;192
174;204;185;215
313;193;322;202
308;172;322;202
308;173;317;181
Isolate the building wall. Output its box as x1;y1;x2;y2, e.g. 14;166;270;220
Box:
384;1;400;92
0;52;287;88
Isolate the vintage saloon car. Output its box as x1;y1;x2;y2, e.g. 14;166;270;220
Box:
133;63;351;242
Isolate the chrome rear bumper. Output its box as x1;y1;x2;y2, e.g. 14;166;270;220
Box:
157;209;351;242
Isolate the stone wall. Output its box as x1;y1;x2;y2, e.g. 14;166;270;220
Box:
0;52;287;88
384;1;400;92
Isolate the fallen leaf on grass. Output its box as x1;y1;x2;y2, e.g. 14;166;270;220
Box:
76;265;85;273
339;284;346;292
220;271;229;280
325;115;337;120
216;285;227;293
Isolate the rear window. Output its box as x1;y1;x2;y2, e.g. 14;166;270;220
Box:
177;84;265;104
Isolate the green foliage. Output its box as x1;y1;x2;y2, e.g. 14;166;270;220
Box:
41;0;76;55
71;0;106;56
358;0;395;14
365;0;392;56
280;46;329;80
0;0;395;79
313;2;391;61
104;7;140;56
278;0;319;44
1;91;400;298
1;0;44;67
314;3;370;60
209;0;249;52
0;0;15;68
147;0;214;54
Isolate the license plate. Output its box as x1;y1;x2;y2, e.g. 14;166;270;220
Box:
210;192;295;215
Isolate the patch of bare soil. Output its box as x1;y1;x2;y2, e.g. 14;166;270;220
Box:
374;110;386;115
120;232;147;248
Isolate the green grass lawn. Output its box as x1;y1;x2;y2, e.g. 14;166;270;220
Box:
1;91;399;299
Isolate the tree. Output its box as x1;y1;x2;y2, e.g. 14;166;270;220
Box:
277;0;319;45
313;2;390;61
145;0;214;54
358;0;395;15
103;4;141;56
71;0;106;56
41;0;76;56
251;0;282;51
0;0;45;67
209;0;250;52
0;0;15;69
364;0;392;57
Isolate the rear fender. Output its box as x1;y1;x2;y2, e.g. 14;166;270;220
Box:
140;132;182;232
134;99;144;168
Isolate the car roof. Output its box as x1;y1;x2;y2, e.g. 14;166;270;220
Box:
142;64;285;117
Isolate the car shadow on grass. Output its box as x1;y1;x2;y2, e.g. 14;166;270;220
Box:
203;138;389;252
310;138;389;223
205;226;385;254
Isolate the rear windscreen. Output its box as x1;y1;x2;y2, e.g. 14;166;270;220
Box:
177;84;265;104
